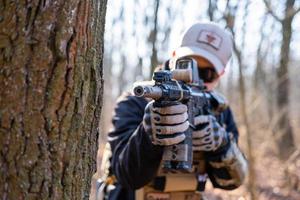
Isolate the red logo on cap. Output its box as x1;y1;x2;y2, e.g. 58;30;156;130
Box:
198;30;222;50
206;34;216;44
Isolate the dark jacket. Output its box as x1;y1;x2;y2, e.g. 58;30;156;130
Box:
107;93;240;200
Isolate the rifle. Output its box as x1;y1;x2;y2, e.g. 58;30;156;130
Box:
133;58;227;175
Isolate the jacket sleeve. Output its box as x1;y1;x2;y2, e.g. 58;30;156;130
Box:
206;107;248;190
108;93;164;190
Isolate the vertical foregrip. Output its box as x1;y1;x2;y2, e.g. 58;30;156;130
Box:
186;99;195;170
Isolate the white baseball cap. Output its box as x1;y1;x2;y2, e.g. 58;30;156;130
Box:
171;22;233;75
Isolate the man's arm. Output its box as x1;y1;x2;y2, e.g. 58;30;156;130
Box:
108;94;163;189
206;108;248;190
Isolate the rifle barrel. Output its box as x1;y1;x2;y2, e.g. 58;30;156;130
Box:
133;85;162;100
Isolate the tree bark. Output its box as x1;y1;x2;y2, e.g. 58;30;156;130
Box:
0;0;106;199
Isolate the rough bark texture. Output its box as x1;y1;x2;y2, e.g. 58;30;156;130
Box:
0;0;107;199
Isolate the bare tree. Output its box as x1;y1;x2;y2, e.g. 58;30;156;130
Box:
263;0;300;159
208;0;218;21
223;1;257;199
253;15;268;93
0;0;107;199
149;0;160;77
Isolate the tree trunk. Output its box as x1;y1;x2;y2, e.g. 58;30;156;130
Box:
207;0;217;21
235;45;257;200
149;0;159;77
224;1;257;199
275;0;295;159
0;0;107;199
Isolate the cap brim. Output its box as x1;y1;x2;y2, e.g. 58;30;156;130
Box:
174;46;224;75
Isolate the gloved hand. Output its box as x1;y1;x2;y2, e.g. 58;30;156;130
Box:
192;115;228;151
143;101;189;146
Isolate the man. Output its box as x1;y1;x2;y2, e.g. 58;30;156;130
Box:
100;22;248;200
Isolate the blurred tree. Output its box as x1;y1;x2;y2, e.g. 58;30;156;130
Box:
149;0;160;77
0;0;106;199
264;0;300;160
223;1;257;199
254;15;268;94
208;0;218;21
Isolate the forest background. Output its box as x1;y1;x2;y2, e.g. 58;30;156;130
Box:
95;0;300;200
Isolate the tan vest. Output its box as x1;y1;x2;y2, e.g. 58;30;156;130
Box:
135;152;207;200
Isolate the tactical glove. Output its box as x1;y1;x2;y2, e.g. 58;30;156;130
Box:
192;115;228;151
143;101;189;146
